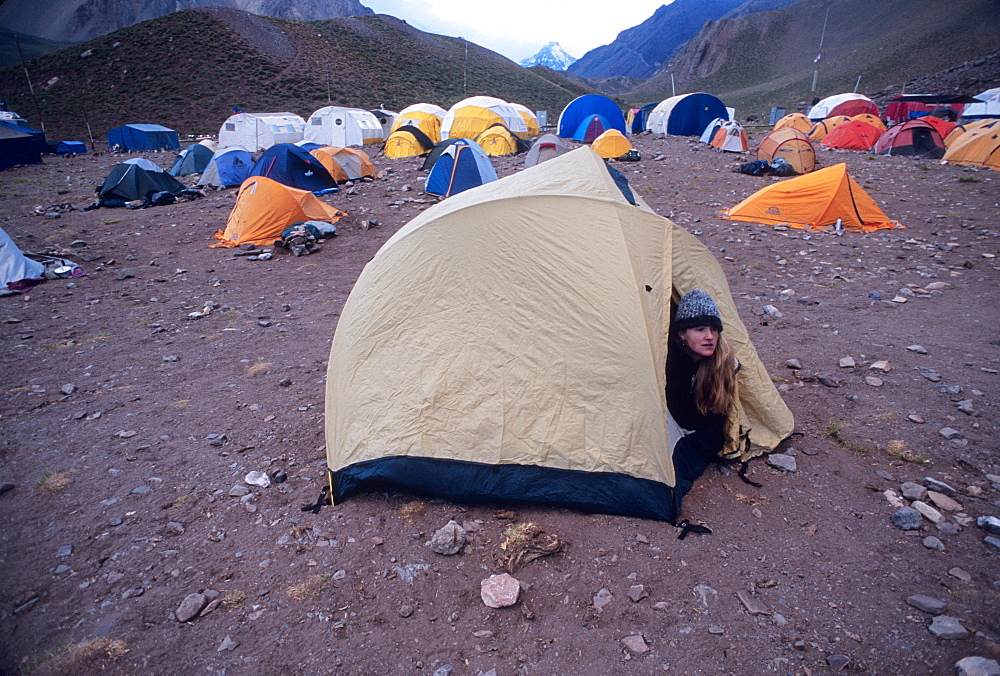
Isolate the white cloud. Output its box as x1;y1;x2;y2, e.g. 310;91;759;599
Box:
362;0;673;62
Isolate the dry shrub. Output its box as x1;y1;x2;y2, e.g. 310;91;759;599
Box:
29;638;129;675
38;471;73;494
286;574;330;601
245;361;271;376
398;500;425;521
886;440;929;464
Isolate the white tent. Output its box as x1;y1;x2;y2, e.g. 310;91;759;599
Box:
441;96;528;139
962;88;1000;120
806;93;874;120
304;107;385;147
218;112;306;151
1;226;44;290
699;117;727;144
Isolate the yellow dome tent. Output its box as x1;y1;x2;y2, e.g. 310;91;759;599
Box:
212;177;346;248
773;113;813;134
383;125;436;159
509;103;540;137
808;115;851;141
757;127;816;174
941;122;1000;170
721;163;901;232
390;103;446;143
850;113;886;133
475;124;527;156
591;129;634;158
310;146;376;182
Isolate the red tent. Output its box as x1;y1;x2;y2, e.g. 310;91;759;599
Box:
828;99;879;118
822;120;883;151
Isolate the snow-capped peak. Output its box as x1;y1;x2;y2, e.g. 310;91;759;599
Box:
520;42;577;71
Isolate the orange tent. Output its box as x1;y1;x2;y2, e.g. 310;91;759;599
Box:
591;129;634;158
720;163;902;232
921;115;955;140
757;127;815;174
310;146;376;182
945;119;997;147
212;176;346;247
821;120;883;151
773;112;813;134
941;123;1000;171
850;114;886;133
808;115;851;141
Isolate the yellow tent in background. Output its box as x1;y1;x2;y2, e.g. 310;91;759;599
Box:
757;127;815;174
509;103;540;136
383;125;435;159
212;177;346;247
476;125;524;156
773;112;813;134
850;113;886;133
941;122;1000;170
310;146;376;182
721;163;901;232
591;129;633;158
390;103;446;143
945;119;998;147
441;96;528;140
808;115;851;140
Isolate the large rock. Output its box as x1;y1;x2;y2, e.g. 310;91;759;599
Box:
480;573;520;608
956;656;1000;676
766;454;796;472
977;516;1000;535
928;615;968;639
426;520;466;555
891;507;923;531
910;500;944;524
176;592;207;622
900;481;928;501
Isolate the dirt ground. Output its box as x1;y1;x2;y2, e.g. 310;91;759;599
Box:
1;131;998;675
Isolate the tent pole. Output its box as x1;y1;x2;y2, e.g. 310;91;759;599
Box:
854;75;861;93
82;108;96;150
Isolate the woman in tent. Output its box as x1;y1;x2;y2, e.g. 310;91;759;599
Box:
668;290;738;517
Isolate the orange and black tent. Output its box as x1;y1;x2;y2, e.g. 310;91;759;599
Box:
212;176;346;247
310;146;376;182
721;163;901;232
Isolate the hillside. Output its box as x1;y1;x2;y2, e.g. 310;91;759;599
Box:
0;29;74;70
626;0;1000;116
0;8;592;142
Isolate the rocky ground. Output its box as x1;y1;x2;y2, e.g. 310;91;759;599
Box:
0;132;998;675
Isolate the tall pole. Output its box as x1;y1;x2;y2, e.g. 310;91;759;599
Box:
810;7;830;95
854;75;861;93
463;38;468;92
14;35;45;132
671;73;675;97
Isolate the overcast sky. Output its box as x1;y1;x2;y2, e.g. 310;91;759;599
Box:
362;0;671;63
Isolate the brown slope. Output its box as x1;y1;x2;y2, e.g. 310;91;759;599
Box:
626;0;1000;116
0;9;585;142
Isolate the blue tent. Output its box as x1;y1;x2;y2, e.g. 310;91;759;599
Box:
0;125;42;169
572;114;612;143
630;103;657;134
249;143;337;193
648;93;729;136
169;143;214;176
425;139;496;198
198;146;253;188
0;120;47;156
557;95;626;139
107;124;180;152
57;141;88;156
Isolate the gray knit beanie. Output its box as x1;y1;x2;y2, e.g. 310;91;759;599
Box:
673;289;723;332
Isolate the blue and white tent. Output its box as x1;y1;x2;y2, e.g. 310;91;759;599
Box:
425;139;496;199
198;146;253;188
107;124;180;152
169;143;214;176
647;94;729;136
557;95;626;140
249;143;337;193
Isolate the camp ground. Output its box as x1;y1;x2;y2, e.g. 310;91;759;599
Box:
556;94;627;141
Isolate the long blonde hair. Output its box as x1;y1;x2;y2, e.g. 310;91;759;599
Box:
691;333;737;418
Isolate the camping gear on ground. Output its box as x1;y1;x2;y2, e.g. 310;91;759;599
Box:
56;141;87;156
279;223;324;256
198;146;253;188
768;157;796;176
524;134;569;168
940;121;1000;170
508;103;540;136
309;146;376;182
169;143;214;176
557;95;627;139
441;96;528;140
807;93;877;120
96;158;185;206
808;115;851;141
591;129;634;159
392;103;447;143
212;176;346;248
249;143;337;193
0;124;42;169
736;159;775;176
219;112;306;152
618;148;641;161
475;123;530;156
324;147;793;522
305;107;385;147
383;125;436;159
721;163;901;232
821;119;883;151
424;139;497;198
772;113;813;134
872;119;947;158
710;121;748;152
647;93;729;136
757;128;815;174
107;124;178;152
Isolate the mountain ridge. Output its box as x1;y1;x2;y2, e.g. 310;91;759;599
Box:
521;42;576;71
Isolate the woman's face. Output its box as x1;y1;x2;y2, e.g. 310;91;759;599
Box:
678;326;719;361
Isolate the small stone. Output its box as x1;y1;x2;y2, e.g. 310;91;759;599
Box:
621;634;649;654
132;485;151;495
938;428;963;441
218;635;239;652
53;564;70;575
175;592;207;622
936;522;961;536
55;544;73;558
708;625;725;634
865;376;884;387
480;573;519;608
60;383;76;395
955;656;1000;676
884;490;906;509
271;469;287;483
427;520;466;555
927;491;962;512
228;484;249;497
14;598;39;615
166;521;185;535
906;345;928;354
827;655;850;671
956;400;975;414
906;594;947;615
911;500;944;523
977;516;1000;535
278;378;292;387
115;269;135;280
109;517;123;527
785;359;802;369
399;604;414;618
766;454;796;472
627;585;648;602
922;536;945;551
593;588;613;611
432;665;454;676
838;357;856;368
244;471;270;488
875;470;894;481
948;567;972;582
924;477;956;496
818;375;841;388
870;360;891;372
891;507;923;530
929;615;969;639
907;414;925;424
121;587;144;600
900;481;928;501
985;536;1000;551
735;590;769;615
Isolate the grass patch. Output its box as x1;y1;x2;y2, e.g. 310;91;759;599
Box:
24;638;129;675
824;420;876;455
398;500;425;521
221;589;247;610
244;361;271;376
886;440;930;464
37;470;73;494
499;522;539;551
958;175;982;183
286;574;331;601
